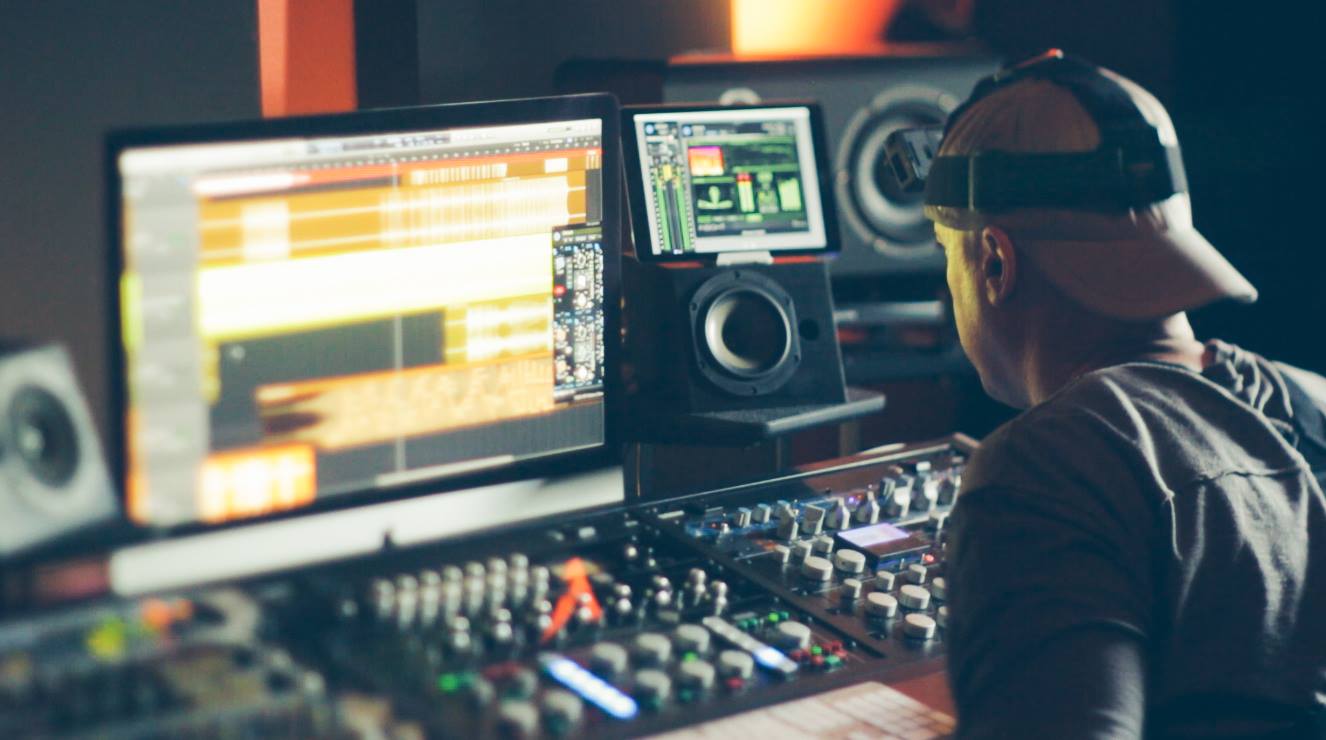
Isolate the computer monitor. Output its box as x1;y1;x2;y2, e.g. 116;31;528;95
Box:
621;103;837;261
108;94;621;531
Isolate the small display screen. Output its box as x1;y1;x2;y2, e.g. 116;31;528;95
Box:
836;522;929;560
629;106;829;257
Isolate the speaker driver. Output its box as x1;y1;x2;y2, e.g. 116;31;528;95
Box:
836;86;960;258
8;386;79;488
690;271;801;396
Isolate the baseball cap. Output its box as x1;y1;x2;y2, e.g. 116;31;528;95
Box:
924;52;1257;320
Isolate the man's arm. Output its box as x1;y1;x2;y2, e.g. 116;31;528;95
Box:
946;486;1153;739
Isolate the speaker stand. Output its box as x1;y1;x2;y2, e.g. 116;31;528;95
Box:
629;386;884;445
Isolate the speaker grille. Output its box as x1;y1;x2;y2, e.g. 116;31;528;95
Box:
8;385;80;488
690;271;801;396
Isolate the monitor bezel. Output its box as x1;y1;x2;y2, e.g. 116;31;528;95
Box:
105;93;624;541
621;101;840;262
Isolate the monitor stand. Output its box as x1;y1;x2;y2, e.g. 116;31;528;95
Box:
715;250;774;267
629;387;885;445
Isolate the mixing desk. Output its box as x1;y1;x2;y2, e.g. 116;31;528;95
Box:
0;434;975;738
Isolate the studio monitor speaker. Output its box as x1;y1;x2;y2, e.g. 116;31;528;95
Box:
0;342;117;557
625;260;847;414
659;47;999;279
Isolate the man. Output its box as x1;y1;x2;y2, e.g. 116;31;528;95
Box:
924;52;1326;738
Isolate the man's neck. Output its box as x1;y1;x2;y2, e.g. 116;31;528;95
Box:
1023;314;1204;406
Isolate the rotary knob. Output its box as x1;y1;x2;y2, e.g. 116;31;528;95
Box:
903;613;937;640
800;556;834;582
899;584;931;611
541;689;584;730
866;591;898;618
753;503;773;523
874;570;896;591
497;701;540;739
633;669;671;704
937;605;949;628
589;642;629;678
840;578;863;604
884;489;910;519
673;624;711;655
773;544;791;564
677;660;716;691
827;499;852;529
777;516;800;541
791;540;812;564
938;475;961;505
931;577;947;600
632;632;673;666
717;650;754;680
812;535;834;555
773;620;813;650
904;563;928;585
833;549;866;575
856;498;881;524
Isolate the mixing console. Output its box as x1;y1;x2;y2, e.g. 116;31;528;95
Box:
0;434;975;738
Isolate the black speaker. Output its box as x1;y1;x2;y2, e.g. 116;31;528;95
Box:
0;342;117;557
625;260;847;415
658;46;999;278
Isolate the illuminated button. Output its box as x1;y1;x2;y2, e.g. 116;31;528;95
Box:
717;650;754;680
834;550;867;575
904;563;928;584
540;689;584;730
866;592;898;618
937;605;949;628
633;669;672;705
673;624;711;655
773;620;812;651
677;660;716;691
903;613;937;640
497;701;539;739
899;584;931;611
874;571;896;591
539;654;638;721
632;633;672;666
800;556;834;582
931;577;947;600
589;643;629;678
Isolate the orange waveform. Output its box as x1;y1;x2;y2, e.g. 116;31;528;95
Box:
198;443;317;524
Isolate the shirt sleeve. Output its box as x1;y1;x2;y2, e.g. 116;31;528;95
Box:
946;480;1155;739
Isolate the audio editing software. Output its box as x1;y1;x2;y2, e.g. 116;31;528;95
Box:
118;120;607;527
632;107;829;257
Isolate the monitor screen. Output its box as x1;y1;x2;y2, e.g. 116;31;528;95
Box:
113;97;617;529
624;105;832;259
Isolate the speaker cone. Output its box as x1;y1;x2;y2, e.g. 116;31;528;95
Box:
836;86;958;258
8;385;79;488
690;272;801;396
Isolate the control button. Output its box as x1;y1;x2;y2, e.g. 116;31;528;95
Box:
506;668;539;699
589;643;629;678
773;544;791;565
673;624;711;655
541;689;584;731
633;669;672;705
866;592;898;618
903;613;937;640
733;507;752;528
717;650;754;680
811;535;834;555
931;577;947;601
802;505;827;535
465;675;495;707
800;556;834;582
899;584;931;611
777;517;800;541
791;540;812;564
834;549;866;575
773;620;812;650
701;616;799;677
632;633;673;666
497;700;540;738
856;498;881;524
840;578;863;603
576;525;597;540
937;605;949;628
904;564;928;585
874;571;896;591
677;659;717;691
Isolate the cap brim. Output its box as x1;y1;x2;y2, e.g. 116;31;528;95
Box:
1024;227;1258;320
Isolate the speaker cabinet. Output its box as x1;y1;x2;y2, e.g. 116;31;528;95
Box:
0;343;117;557
659;47;999;278
625;260;847;415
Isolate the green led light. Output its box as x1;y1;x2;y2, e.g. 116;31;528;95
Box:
684;651;697;662
779;611;790;621
438;674;460;693
767;612;780;623
826;655;842;667
811;645;823;655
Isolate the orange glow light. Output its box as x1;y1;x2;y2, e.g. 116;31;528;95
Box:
198;443;317;523
730;0;901;57
687;146;726;177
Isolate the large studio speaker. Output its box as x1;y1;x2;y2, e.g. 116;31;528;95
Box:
659;47;999;278
625;260;847;414
0;342;117;556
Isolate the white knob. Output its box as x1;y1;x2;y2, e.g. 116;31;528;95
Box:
866;591;898;618
800;555;834;582
874;571;896;591
931;576;947;600
903;613;936;640
904;563;928;584
833;549;867;575
899;584;931;610
937;605;949;628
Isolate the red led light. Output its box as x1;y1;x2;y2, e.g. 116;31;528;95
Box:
553;285;567;297
923;553;936;564
725;677;745;691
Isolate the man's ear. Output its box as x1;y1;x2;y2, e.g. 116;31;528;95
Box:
978;225;1017;306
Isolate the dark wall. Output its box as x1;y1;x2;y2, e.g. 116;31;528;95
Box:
415;0;732;104
0;3;261;441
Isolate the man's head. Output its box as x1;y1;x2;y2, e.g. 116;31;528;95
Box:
925;53;1257;406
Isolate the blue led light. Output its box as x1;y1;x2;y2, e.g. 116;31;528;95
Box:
540;654;639;720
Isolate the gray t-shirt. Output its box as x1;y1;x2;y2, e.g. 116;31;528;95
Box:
947;342;1326;739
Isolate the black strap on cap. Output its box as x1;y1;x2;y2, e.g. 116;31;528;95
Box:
924;49;1188;212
